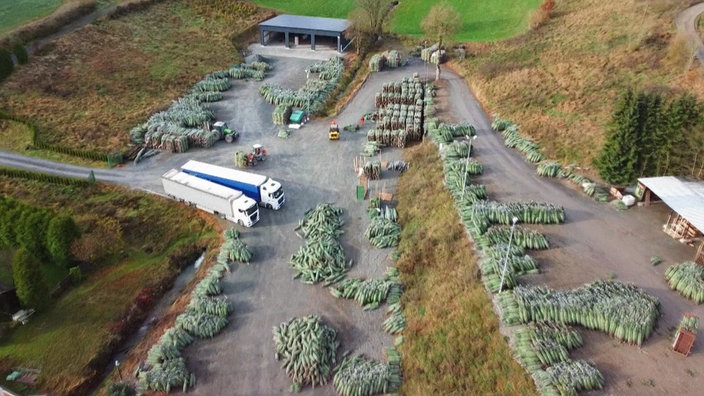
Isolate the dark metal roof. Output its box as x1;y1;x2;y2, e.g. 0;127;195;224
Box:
260;14;350;34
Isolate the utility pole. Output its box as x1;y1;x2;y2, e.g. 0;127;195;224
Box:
305;69;311;121
423;41;428;81
460;135;478;202
498;217;519;293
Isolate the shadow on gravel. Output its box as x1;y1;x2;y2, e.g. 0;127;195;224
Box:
227;302;256;329
227;279;257;295
245;242;280;262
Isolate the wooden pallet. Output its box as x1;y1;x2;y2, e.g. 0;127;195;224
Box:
673;329;696;356
378;192;393;202
673;313;698;356
354;156;365;174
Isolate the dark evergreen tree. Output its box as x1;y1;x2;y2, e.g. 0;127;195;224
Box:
635;92;664;177
664;94;703;175
0;48;14;82
12;248;48;308
0;196;15;248
16;209;49;261
1;203;25;249
46;214;81;267
597;89;704;182
687;132;704;178
595;90;640;184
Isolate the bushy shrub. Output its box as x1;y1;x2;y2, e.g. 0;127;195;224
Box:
47;215;81;267
12;248;49;308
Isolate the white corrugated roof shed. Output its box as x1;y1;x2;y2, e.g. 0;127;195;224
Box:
639;176;704;233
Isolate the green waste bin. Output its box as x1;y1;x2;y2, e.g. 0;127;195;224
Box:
356;185;365;200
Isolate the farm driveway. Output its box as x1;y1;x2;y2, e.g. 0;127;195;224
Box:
442;70;704;394
177;54;418;396
675;2;704;68
1;52;702;394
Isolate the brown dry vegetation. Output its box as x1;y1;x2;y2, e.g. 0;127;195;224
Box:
395;141;536;395
455;0;704;174
0;0;269;153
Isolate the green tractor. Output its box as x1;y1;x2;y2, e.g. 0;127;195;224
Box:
213;121;240;143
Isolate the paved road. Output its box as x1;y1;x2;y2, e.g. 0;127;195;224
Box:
675;2;704;67
0;150;130;184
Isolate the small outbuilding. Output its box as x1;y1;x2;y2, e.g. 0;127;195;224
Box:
638;176;704;263
259;14;351;52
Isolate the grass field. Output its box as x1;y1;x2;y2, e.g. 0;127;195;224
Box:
455;0;701;173
253;0;353;18
390;0;543;41
253;0;541;41
0;0;63;35
0;0;267;156
395;141;536;395
0;180;218;394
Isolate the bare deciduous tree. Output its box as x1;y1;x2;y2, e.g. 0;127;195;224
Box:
347;0;392;55
421;1;461;80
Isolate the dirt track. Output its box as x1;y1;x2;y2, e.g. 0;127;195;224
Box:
2;47;704;394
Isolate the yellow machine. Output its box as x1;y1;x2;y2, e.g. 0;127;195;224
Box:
329;121;340;140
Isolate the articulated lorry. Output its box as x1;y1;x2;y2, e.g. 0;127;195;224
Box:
161;169;260;226
180;160;285;210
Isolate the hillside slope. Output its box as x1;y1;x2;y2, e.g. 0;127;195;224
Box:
456;0;704;177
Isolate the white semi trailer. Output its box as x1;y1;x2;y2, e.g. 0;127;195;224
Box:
180;160;285;210
161;169;260;227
